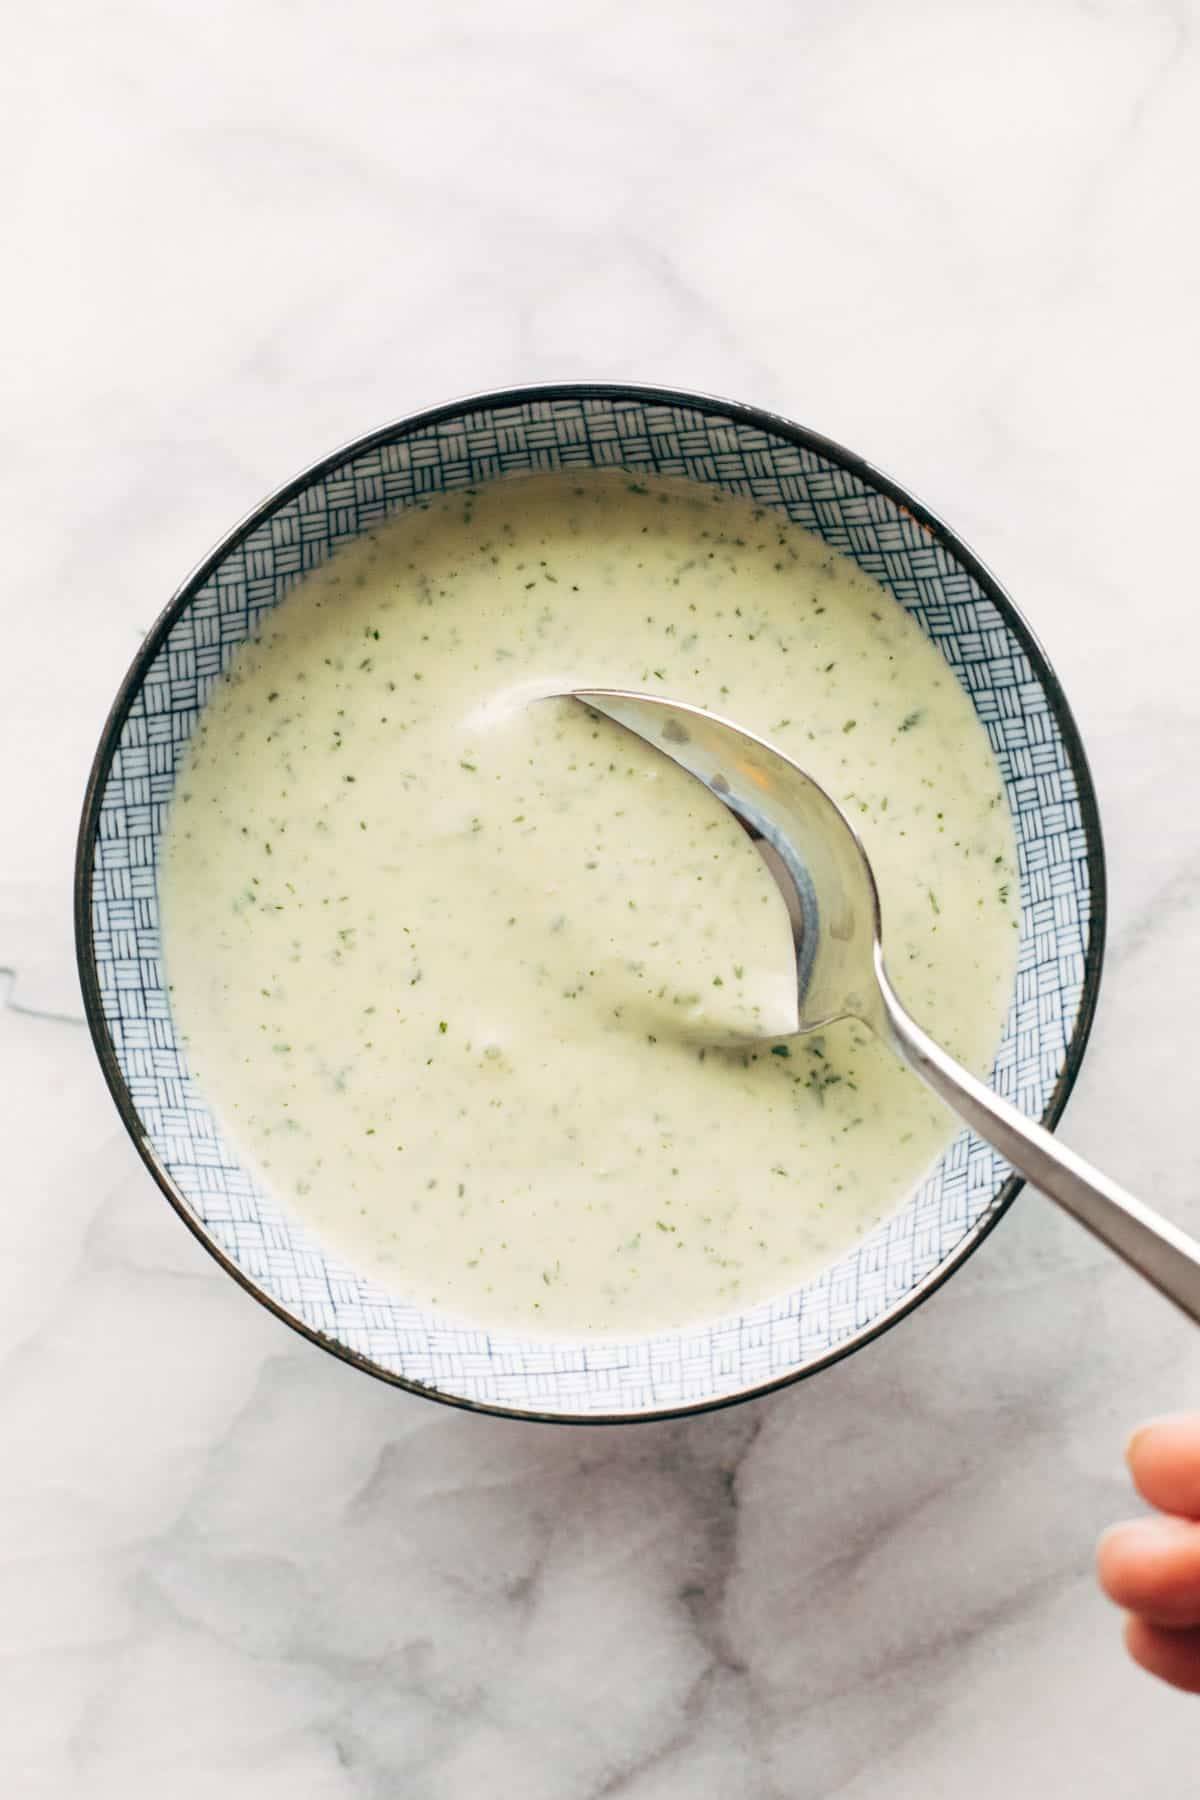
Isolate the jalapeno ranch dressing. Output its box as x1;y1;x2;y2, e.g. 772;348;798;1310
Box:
161;472;1018;1335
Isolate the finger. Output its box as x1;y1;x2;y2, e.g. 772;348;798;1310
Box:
1127;1415;1200;1518
1097;1517;1200;1626
1124;1616;1200;1695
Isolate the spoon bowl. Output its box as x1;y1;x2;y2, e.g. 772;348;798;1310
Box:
569;687;884;1044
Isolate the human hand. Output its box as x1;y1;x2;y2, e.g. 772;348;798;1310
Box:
1098;1415;1200;1692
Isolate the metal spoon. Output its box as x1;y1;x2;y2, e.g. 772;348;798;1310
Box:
566;687;1200;1325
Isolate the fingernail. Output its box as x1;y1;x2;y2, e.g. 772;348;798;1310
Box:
1125;1414;1192;1467
1107;1514;1195;1551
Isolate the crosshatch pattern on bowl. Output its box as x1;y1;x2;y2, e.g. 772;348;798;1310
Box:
86;393;1096;1416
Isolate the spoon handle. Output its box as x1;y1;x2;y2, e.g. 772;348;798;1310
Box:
875;959;1200;1326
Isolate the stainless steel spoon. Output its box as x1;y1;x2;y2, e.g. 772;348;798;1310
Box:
566;687;1200;1325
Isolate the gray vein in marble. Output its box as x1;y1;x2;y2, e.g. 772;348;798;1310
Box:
1108;846;1200;968
0;966;85;1028
1074;3;1194;216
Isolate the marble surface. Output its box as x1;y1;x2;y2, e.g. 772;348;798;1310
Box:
4;1;1200;1792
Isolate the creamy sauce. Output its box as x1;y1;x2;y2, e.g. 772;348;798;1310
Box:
160;472;1018;1335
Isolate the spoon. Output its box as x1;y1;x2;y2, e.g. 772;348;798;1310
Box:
565;687;1200;1326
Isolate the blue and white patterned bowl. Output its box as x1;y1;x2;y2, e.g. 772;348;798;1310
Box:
75;385;1106;1422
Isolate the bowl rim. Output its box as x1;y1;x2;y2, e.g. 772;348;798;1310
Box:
74;380;1108;1425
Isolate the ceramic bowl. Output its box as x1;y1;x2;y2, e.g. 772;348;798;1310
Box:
76;384;1106;1421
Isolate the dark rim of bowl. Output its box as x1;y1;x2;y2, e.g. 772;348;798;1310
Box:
74;381;1108;1426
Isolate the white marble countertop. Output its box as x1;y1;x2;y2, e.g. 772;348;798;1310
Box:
5;3;1200;1793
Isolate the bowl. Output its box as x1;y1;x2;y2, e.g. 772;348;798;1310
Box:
75;383;1106;1422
